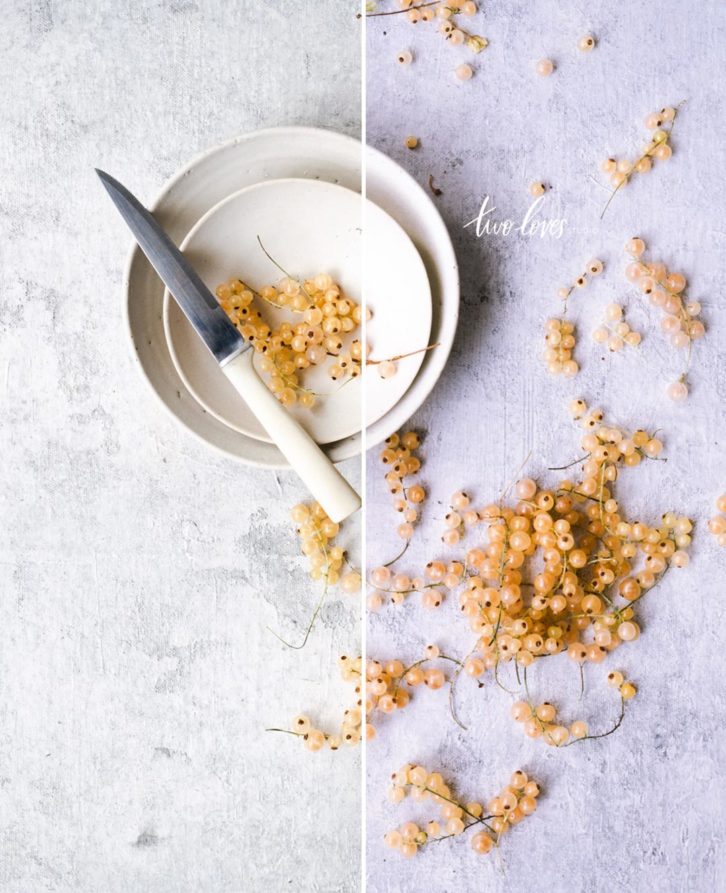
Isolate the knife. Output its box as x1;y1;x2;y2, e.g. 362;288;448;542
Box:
97;170;361;523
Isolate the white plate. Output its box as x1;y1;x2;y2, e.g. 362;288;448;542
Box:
124;127;458;468
163;178;431;445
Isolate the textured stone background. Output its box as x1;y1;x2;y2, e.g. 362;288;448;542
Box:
366;2;726;892
0;3;361;891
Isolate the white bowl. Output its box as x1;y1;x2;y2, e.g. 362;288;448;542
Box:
162;178;431;446
364;145;459;443
123;127;458;467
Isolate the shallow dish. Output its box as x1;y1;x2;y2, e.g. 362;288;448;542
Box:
163;178;431;445
124;127;458;467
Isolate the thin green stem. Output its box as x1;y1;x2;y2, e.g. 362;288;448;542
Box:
268;582;329;650
363;0;438;17
549;454;590;471
425;814;497;846
422;788;496;833
367;342;439;366
257;235;314;302
600;102;683;219
564;696;626;746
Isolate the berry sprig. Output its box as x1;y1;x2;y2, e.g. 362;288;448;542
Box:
367;341;439;380
215;266;363;408
365;645;463;736
273;646;466;749
624;237;705;401
369;561;461;610
384;766;541;857
708;494;726;546
592;302;642;352
291;502;344;585
267;654;363;751
556;258;605;308
600;105;680;217
369;403;692;743
544;258;604;378
380;430;425;545
511;671;636;747
544;317;578;377
276;502;359;648
366;0;487;81
441;490;481;546
369;566;422;610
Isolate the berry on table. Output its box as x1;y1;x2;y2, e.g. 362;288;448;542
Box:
536;58;555;76
385;765;542;857
624;237;704;399
600;105;680;216
708;495;726;547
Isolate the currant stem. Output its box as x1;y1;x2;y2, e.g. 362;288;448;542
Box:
367;342;439;366
363;0;438;17
268;581;329;650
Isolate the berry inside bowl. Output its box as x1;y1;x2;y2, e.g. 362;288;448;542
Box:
163;177;432;445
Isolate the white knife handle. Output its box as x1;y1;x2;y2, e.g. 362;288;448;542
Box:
222;351;361;522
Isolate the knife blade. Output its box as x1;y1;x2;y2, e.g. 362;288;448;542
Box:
97;169;361;522
96;169;247;366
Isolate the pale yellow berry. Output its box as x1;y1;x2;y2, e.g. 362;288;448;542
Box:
536;58;555;76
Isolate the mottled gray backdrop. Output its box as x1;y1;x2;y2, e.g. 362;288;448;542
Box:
0;2;361;891
366;1;726;891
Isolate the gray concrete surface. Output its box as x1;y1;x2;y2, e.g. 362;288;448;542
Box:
366;2;726;891
0;2;361;891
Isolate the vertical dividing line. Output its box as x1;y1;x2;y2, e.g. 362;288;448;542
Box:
359;0;368;888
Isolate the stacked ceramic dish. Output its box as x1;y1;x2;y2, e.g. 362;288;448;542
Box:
125;127;458;467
